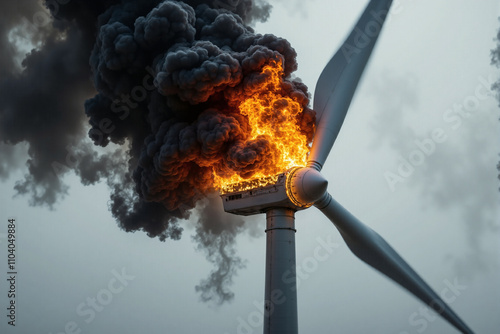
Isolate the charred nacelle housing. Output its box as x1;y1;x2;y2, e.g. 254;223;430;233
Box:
220;168;312;216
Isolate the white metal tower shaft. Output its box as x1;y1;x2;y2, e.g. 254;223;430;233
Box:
264;208;298;334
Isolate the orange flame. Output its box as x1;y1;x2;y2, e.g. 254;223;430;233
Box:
214;59;311;193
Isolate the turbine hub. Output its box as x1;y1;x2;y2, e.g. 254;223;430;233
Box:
286;167;328;207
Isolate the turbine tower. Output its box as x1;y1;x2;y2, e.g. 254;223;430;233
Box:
219;1;474;333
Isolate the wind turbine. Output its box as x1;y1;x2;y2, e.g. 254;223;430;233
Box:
220;0;474;333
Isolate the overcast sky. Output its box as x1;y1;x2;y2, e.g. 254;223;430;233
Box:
1;0;499;333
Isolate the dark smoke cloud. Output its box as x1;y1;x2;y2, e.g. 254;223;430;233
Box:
0;0;121;207
84;0;312;246
0;0;313;304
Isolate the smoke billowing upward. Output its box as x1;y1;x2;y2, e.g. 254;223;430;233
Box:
0;0;314;303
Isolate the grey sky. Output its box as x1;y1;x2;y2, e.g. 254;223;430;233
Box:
1;1;499;333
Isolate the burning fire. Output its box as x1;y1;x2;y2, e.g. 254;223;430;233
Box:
214;59;312;194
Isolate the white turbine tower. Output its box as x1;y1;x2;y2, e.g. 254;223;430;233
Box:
220;0;474;333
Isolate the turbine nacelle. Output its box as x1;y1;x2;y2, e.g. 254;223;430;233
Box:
220;168;314;216
220;166;328;216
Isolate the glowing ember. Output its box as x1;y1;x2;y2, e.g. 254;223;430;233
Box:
214;59;313;193
220;175;279;195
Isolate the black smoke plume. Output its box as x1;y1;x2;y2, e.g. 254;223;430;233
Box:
0;0;314;304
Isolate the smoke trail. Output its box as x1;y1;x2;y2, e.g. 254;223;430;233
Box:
492;19;500;182
491;20;500;100
368;69;499;279
0;0;313;303
193;195;247;304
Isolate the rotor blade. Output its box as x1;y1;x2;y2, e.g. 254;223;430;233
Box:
308;0;393;171
314;192;474;334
